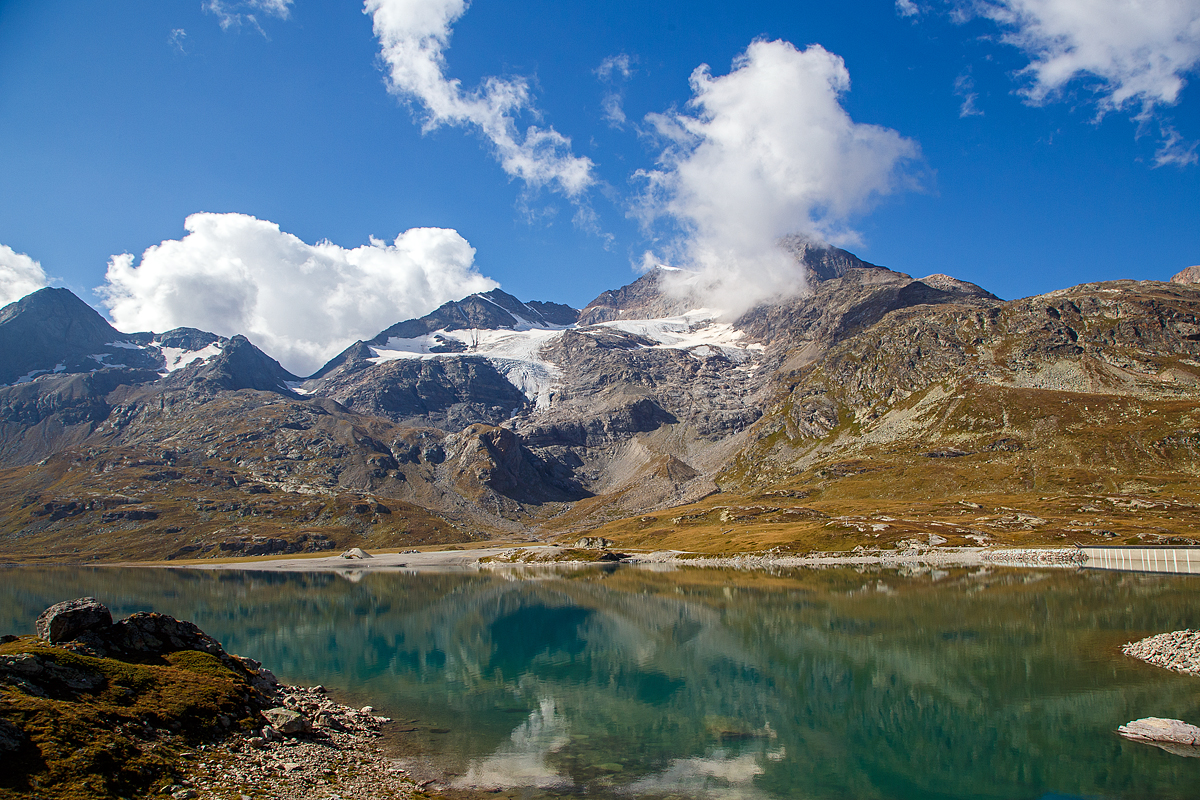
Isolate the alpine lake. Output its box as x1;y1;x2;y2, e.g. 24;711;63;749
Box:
3;562;1198;800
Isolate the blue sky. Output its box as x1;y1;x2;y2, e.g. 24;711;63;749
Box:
0;0;1197;375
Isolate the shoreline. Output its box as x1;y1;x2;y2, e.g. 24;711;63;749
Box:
119;544;1092;573
182;683;419;800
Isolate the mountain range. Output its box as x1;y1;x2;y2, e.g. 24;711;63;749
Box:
2;241;1200;562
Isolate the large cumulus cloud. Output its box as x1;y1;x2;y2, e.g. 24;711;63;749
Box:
0;244;49;307
99;213;497;376
635;39;921;315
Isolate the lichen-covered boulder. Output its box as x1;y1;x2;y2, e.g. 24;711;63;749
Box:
262;707;310;735
111;612;225;657
35;598;112;644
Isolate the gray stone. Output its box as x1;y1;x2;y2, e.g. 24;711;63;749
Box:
574;537;613;550
315;712;346;731
1119;717;1200;757
262;707;310;736
35;598;112;644
1119;717;1200;746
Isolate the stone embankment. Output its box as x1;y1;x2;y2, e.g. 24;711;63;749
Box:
979;548;1087;567
1122;629;1200;676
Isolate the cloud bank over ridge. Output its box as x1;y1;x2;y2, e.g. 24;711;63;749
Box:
99;213;498;377
365;0;595;196
636;39;921;316
0;245;49;307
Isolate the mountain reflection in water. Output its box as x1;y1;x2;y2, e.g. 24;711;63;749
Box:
2;564;1198;799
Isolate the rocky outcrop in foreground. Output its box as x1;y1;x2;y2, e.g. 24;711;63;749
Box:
0;598;414;800
175;684;416;800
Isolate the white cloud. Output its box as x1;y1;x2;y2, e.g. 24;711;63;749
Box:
973;0;1200;115
634;39;921;316
365;0;595;197
896;0;924;16
955;72;984;116
596;54;635;128
1156;122;1200;165
98;213;498;377
204;0;293;32
0;245;49;307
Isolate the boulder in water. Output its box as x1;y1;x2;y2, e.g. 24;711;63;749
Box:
1118;717;1200;757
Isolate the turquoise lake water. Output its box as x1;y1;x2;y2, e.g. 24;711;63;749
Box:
2;564;1199;799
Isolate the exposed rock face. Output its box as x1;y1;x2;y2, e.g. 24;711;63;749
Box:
162;335;297;395
574;537;612;549
0;718;25;752
577;269;696;325
36;597;112;644
1171;265;1200;285
307;355;530;429
0;288;160;386
369;288;578;345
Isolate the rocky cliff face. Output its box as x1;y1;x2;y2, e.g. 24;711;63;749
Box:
2;244;1199;559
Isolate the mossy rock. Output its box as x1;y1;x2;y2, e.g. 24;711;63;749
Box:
0;639;260;800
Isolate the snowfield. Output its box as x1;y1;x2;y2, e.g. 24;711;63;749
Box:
366;309;763;411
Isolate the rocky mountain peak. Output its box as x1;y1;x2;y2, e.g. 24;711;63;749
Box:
576;269;696;325
1171;265;1200;285
162;334;298;394
778;235;885;282
0;287;159;385
368;289;578;347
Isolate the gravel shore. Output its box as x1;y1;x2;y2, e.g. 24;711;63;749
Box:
1122;630;1200;677
177;684;417;800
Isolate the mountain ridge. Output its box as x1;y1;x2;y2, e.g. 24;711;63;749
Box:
2;244;1200;562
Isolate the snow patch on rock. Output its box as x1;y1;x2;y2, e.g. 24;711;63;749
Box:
158;342;223;373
